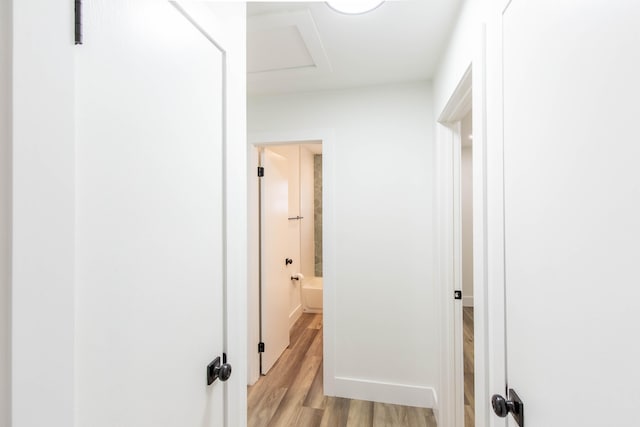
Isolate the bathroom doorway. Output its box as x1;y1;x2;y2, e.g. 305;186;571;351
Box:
247;140;326;425
257;142;323;375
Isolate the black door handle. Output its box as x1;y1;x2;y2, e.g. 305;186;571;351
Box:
491;394;513;417
491;389;524;426
207;355;232;385
216;362;232;382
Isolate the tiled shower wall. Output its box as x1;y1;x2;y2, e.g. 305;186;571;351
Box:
314;155;323;277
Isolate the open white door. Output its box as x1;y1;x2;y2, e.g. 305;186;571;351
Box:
75;1;237;425
260;149;291;374
496;1;640;425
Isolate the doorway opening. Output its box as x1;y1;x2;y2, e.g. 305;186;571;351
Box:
448;99;475;427
460;110;475;427
248;141;325;425
436;61;488;427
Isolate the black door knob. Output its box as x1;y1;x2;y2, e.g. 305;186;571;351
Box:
207;356;232;385
215;362;232;382
491;389;524;426
491;394;510;417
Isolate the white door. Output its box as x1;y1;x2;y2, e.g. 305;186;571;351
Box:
499;1;640;425
261;149;291;374
76;1;230;425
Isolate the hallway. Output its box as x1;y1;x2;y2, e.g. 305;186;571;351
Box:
248;314;437;427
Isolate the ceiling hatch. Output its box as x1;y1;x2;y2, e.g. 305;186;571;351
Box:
247;10;332;81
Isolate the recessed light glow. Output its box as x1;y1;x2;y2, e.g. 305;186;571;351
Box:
469;134;473;140
326;0;385;15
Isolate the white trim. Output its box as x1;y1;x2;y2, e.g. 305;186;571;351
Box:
484;6;508;427
435;70;471;427
463;296;474;308
0;1;10;424
13;1;75;425
289;304;303;329
436;22;492;427
333;377;437;409
247;128;336;397
438;67;473;124
434;120;454;427
471;24;492;427
453;120;465;427
432;394;440;424
247;146;261;385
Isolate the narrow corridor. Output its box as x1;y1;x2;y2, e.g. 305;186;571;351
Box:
248;314;437;427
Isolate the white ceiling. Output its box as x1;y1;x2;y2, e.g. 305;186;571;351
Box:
247;0;464;95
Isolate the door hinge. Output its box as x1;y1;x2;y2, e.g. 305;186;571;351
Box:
257;166;264;177
258;342;265;353
74;0;83;45
454;290;462;300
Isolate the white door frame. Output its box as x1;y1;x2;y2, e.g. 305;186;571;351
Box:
247;129;336;397
435;23;501;427
435;64;472;427
485;4;509;426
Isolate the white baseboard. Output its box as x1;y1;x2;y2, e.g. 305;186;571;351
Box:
289;304;303;329
432;395;440;426
333;377;437;409
463;296;474;307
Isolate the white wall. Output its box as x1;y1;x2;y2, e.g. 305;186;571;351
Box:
249;82;438;407
433;0;490;116
299;146;315;279
461;112;473;306
12;1;76;426
0;1;11;425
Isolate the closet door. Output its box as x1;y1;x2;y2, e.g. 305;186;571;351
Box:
76;2;228;425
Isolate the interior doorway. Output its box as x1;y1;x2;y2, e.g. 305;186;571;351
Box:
436;62;488;427
247;128;337;396
248;141;325;425
256;142;324;376
449;101;474;427
460;110;474;427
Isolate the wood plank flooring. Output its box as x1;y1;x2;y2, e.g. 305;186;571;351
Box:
463;307;475;427
248;314;437;427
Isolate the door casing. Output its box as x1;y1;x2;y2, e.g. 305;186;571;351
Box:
247;129;336;398
435;19;501;426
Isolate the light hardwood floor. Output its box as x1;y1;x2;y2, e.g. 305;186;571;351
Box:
248;314;437;427
463;307;475;427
